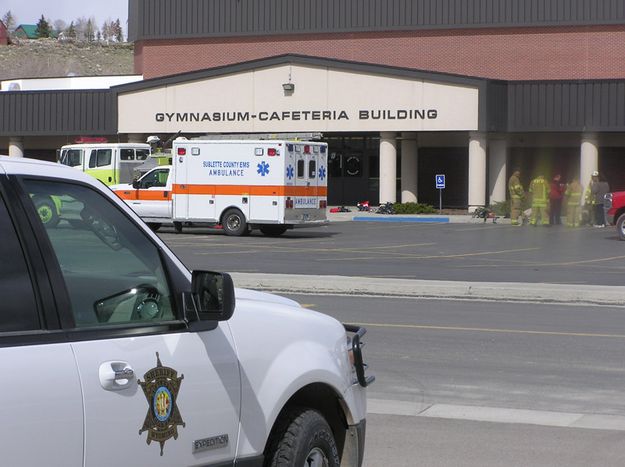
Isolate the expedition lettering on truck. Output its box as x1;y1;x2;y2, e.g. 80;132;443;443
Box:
111;139;329;236
0;155;372;467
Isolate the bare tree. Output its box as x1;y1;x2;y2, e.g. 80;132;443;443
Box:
74;16;87;41
53;19;67;35
2;10;16;31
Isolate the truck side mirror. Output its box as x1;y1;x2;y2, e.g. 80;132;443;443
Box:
190;271;235;322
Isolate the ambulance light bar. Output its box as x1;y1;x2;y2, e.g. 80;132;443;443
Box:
178;147;186;155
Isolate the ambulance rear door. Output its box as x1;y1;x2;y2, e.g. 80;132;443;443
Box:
294;144;319;212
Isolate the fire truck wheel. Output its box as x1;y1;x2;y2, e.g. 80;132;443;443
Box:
34;197;60;228
259;225;288;237
222;209;248;236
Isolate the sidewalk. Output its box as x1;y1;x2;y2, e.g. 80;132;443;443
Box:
231;273;625;306
326;207;509;224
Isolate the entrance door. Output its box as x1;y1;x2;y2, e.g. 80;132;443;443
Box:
328;151;366;205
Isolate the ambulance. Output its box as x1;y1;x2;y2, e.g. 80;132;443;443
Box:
112;138;329;236
58;142;151;185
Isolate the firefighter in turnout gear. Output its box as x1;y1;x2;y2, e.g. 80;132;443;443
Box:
508;169;524;225
529;174;549;226
565;178;582;227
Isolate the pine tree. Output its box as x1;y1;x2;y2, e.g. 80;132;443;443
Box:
67;21;76;39
101;20;110;42
85;18;95;42
114;18;123;42
35;14;51;38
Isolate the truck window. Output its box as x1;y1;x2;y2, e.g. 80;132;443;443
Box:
88;149;112;168
22;180;174;327
140;169;169;188
120;149;135;161
60;149;83;167
0;193;40;332
136;149;149;160
309;160;317;179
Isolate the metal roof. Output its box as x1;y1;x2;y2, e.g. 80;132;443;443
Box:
129;0;625;41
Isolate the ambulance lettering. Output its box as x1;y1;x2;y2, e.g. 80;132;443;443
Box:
294;197;318;209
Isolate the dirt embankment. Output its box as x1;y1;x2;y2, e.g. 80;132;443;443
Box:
0;39;134;80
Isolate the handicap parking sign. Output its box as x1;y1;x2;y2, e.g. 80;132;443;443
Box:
435;174;445;189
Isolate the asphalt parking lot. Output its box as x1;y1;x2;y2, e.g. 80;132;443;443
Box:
159;221;625;286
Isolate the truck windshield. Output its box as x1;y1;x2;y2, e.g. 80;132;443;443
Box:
59;149;82;167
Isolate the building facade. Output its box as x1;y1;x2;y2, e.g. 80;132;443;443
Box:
2;0;625;208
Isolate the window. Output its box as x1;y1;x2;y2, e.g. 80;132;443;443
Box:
88;149;112;168
23;180;174;327
136;149;149;161
120;149;135;161
60;149;83;167
309;160;317;179
140;169;169;188
0;195;39;332
297;159;305;178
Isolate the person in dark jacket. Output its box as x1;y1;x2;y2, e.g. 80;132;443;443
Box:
549;174;565;225
590;173;610;227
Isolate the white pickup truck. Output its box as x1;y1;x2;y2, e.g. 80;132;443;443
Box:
0;156;372;467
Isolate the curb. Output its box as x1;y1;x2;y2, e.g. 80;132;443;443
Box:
327;208;507;224
231;273;625;306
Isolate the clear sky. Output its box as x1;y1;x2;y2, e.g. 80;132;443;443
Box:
1;0;128;30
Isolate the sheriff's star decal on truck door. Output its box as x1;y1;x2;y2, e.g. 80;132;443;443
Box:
138;352;185;455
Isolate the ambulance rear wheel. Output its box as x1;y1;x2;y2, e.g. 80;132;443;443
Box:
174;221;183;234
223;209;248;236
260;225;288;237
147;223;161;232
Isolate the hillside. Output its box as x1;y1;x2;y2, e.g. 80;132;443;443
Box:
0;39;134;81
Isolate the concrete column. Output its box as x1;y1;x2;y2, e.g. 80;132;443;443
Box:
488;138;507;205
379;132;397;204
468;132;487;212
401;132;418;203
580;134;598;201
8;137;24;158
127;133;146;144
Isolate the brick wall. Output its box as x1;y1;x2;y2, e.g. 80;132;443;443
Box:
136;25;625;81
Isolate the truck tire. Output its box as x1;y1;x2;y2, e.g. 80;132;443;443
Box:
260;225;288;237
147;223;162;232
265;407;340;467
174;221;183;234
34;197;60;228
222;209;249;236
617;213;625;241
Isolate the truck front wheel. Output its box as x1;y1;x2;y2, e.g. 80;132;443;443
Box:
265;407;340;467
222;209;249;236
616;213;625;240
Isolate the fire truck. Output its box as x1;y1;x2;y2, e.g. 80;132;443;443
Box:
112;138;329;236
